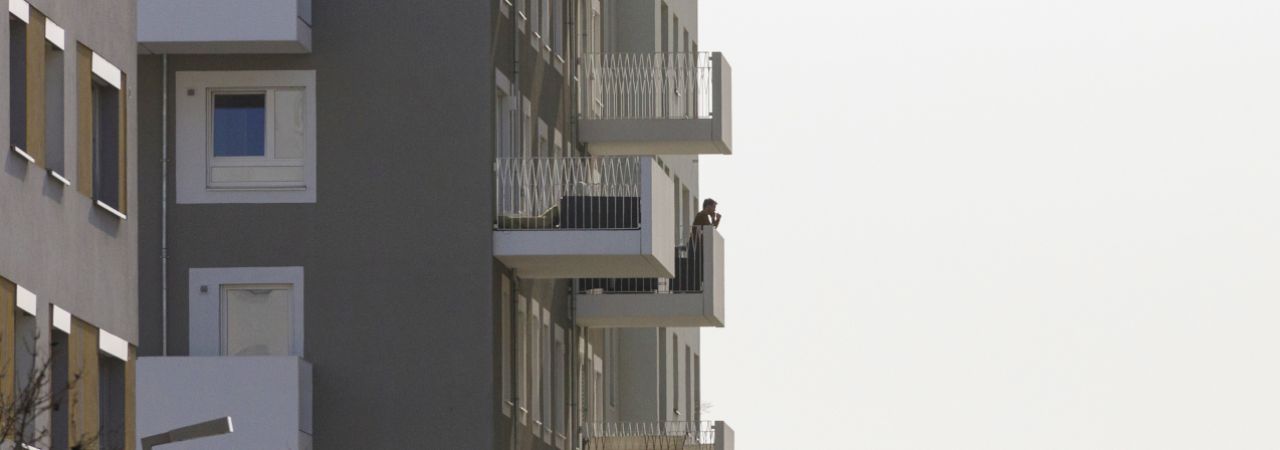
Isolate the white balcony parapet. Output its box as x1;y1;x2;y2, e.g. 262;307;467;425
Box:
580;52;732;156
138;356;313;450
494;156;675;279
138;0;312;54
575;225;724;327
582;421;734;450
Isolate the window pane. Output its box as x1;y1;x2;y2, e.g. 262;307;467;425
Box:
213;94;266;157
273;88;306;159
223;286;291;356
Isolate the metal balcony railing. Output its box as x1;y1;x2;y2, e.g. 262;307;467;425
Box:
495;156;644;230
576;225;713;294
583;52;716;120
582;422;716;450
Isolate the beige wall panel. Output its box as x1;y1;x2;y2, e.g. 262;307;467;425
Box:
69;318;98;448
25;9;46;167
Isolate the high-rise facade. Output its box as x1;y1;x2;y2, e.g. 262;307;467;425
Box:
1;0;139;448
134;0;732;448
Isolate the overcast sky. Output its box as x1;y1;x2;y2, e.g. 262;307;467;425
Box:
696;1;1280;448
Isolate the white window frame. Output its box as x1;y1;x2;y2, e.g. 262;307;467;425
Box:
188;267;305;357
176;70;317;204
205;89;305;189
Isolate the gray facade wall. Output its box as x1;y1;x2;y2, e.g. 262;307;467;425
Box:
136;1;495;448
0;0;138;342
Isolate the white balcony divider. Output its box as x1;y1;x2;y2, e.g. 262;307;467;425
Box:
582;421;718;450
584;52;716;120
495;156;644;230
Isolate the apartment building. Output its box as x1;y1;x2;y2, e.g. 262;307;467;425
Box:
134;0;731;449
0;0;138;448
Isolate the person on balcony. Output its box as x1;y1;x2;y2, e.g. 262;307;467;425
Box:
680;199;720;292
690;198;721;243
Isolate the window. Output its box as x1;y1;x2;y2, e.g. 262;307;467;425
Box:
530;303;542;435
592;354;604;422
516;294;528;424
15;301;37;441
496;85;516;159
608;329;618;407
672;335;680;415
11;15;27;156
685;344;692;419
78;45;126;217
541;310;552;442
45;26;67;180
188;267;305;357
661;3;669;53
531;0;541;40
221;284;293;356
98;355;126;449
553;325;566;446
537;120;548;158
551;0;563;55
501;275;512;416
522;98;532;158
50;316;69;450
92;80;122;211
694;353;701;423
540;0;551;46
207;89;306;189
176;71;316;204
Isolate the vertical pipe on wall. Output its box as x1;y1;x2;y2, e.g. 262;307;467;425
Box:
504;1;514;447
160;53;168;356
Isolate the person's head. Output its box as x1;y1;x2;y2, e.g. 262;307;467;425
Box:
702;198;717;213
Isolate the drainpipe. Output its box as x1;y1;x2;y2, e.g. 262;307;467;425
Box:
160;53;169;356
510;4;521;450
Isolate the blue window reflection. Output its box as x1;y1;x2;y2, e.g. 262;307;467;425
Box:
213;94;266;157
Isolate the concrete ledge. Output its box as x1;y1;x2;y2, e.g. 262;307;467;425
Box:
139;0;312;54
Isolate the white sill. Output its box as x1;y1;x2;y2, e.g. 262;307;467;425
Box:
95;200;127;220
11;145;35;164
47;170;70;186
501;0;512;16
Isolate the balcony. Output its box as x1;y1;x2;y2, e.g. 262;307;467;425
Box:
581;52;732;156
575;225;725;327
494;156;675;279
583;421;735;450
137;356;313;450
138;0;312;54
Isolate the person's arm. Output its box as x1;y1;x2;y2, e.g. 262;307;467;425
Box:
712;213;721;227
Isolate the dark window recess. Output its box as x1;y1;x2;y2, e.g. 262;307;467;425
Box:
51;331;69;450
10;17;27;151
45;44;66;173
92;81;120;208
98;355;126;450
213;93;267;157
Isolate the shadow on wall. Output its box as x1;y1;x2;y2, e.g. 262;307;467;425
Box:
4;151;31;179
